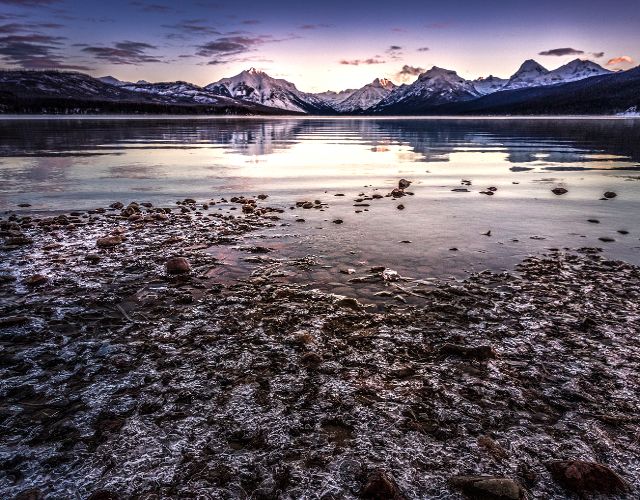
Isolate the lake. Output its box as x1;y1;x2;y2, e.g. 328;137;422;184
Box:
2;116;640;296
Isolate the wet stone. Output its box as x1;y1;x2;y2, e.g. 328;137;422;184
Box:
362;469;405;499
552;187;568;195
547;460;628;495
96;235;123;248
449;476;526;500
165;257;191;274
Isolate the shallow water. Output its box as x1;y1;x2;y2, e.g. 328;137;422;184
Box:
2;116;640;285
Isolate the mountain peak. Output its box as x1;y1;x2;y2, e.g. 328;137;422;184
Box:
513;59;548;76
371;77;395;90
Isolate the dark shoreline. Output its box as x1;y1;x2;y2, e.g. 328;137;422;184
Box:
1;198;639;499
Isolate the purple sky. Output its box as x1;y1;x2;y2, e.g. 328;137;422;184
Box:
0;0;638;91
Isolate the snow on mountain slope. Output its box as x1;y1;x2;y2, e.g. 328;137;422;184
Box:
473;75;508;95
502;60;550;90
334;78;396;112
502;59;610;90
205;68;334;113
374;66;479;113
120;81;235;105
314;88;358;106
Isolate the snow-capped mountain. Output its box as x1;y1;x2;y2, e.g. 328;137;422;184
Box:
205;68;334;114
334;78;396;112
373;66;480;114
98;76;149;87
314;88;358;106
502;59;610;90
120;81;236;105
473;75;508;95
502;60;550;90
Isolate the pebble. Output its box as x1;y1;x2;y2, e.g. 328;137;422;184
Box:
165;257;191;274
552;187;568;195
397;204;405;210
603;191;617;199
96;235;123;248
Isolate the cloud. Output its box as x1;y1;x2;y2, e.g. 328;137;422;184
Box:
606;55;634;66
591;51;604;58
339;58;386;66
0;0;59;6
242;19;260;25
385;45;403;60
163;19;220;38
0;22;63;34
298;23;331;30
197;35;271;57
388;45;402;51
82;40;163;65
129;1;172;12
0;33;89;70
391;27;406;33
538;47;584;56
395;64;424;81
417;46;429;52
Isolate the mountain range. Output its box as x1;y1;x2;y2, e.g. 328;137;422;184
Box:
0;58;638;116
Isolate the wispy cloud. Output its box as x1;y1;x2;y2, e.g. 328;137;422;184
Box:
396;64;424;81
340;58;386;66
298;23;331;30
538;47;584;56
606;55;634;66
82;41;163;65
0;0;59;6
417;46;429;52
163;19;220;38
0;33;89;70
129;1;173;13
591;51;604;58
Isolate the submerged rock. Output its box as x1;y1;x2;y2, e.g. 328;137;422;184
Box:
165;257;191;274
449;475;526;500
547;460;628;495
362;469;405;499
96;235;123;248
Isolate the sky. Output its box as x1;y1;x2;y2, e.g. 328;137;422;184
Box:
0;0;638;92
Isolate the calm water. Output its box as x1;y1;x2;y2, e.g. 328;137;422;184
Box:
2;116;640;289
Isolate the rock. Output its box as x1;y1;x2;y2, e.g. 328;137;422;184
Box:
487;186;497;192
301;351;323;366
452;188;470;192
617;229;629;235
5;236;33;246
480;190;495;196
390;188;405;198
302;202;314;209
397;204;405;210
0;315;29;328
440;343;496;360
552;187;568;195
547;460;628;495
14;488;43;500
165;257;191;274
398;179;411;189
598;237;615;242
96;235;123;248
336;297;361;310
587;219;600;223
109;202;124;209
86;254;101;264
449;475;525;500
333;219;344;224
87;491;120;500
23;274;48;287
603;191;617;199
339;268;356;275
257;194;268;200
362;469;404;499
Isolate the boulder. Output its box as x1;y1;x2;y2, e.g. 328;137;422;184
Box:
449;475;526;499
547;460;628;495
362;469;405;499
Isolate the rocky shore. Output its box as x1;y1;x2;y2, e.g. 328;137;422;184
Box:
1;197;639;499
